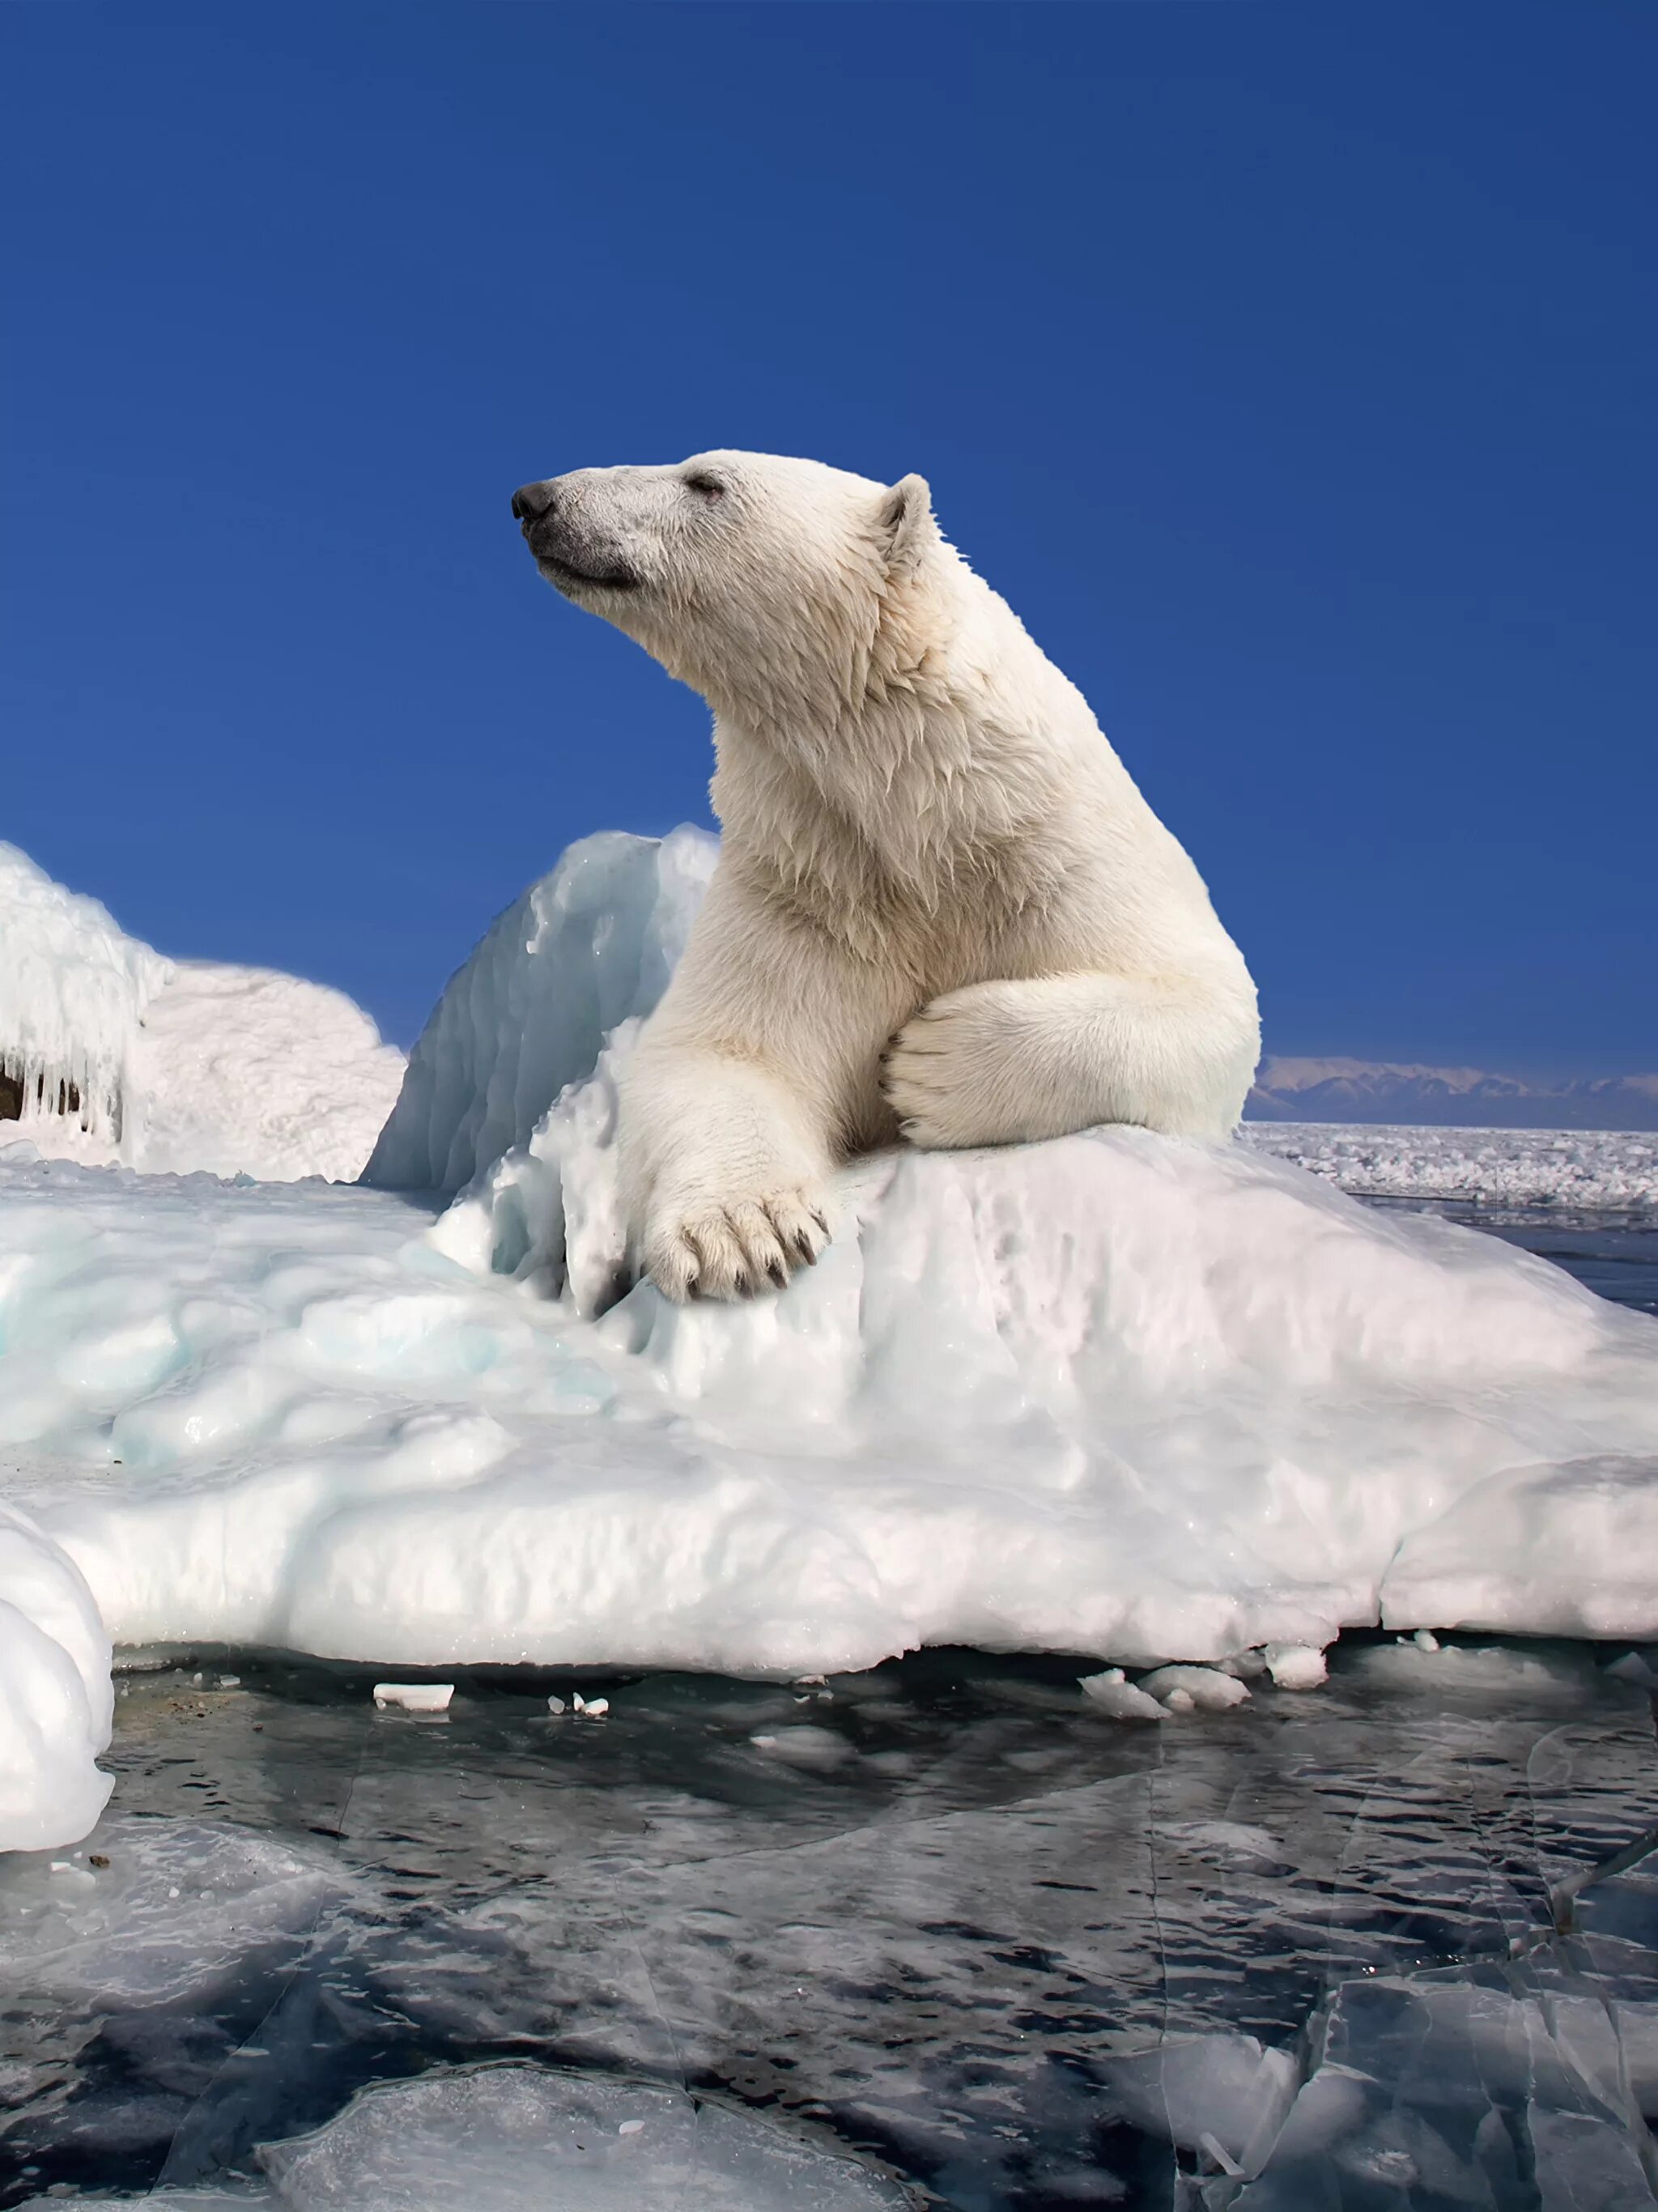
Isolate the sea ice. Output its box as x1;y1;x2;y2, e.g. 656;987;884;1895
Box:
12;2061;912;2210
124;959;406;1182
0;1813;346;2005
9;1640;1657;2205
3;828;1658;1855
372;1682;453;1713
1240;1120;1658;1214
0;841;172;1144
0;844;404;1180
1261;1643;1327;1689
1137;1666;1252;1712
363;827;716;1193
1100;2031;1299;2172
257;2063;909;2210
1078;1668;1167;1721
0;1504;113;1851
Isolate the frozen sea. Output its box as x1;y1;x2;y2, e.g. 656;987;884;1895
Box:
5;1210;1657;2212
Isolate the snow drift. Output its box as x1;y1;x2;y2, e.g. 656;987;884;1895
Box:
0;844;404;1181
3;827;1658;1854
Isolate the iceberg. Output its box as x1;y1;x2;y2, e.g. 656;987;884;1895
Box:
0;843;404;1182
2;828;1657;1857
0;841;174;1146
362;827;716;1194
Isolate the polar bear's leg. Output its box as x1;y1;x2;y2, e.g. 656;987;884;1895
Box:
619;871;903;1300
882;973;1257;1149
621;1042;837;1301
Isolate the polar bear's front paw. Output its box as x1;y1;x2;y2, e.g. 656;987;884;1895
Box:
882;984;1030;1149
643;1185;832;1303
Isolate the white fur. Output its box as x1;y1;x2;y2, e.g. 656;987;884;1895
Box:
517;451;1260;1300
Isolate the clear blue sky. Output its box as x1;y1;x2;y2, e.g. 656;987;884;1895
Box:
3;3;1652;1070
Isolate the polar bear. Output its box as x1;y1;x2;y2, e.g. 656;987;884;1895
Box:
511;452;1259;1301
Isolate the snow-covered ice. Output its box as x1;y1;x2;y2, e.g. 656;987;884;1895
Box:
0;1504;113;1851
0;841;173;1143
121;959;406;1183
363;827;716;1194
0;844;404;1181
372;1682;453;1713
1240;1119;1658;1213
4;1132;1656;1712
2;828;1658;1856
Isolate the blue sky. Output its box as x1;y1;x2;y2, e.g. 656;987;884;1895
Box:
2;2;1652;1070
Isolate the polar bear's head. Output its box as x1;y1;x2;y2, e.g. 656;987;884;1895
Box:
509;451;940;709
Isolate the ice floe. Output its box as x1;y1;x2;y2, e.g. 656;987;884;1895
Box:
2;829;1657;1857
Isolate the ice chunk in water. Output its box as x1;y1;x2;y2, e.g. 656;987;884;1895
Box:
1139;1665;1252;1712
0;1815;345;2006
1261;1643;1327;1689
257;2062;909;2210
372;1682;453;1713
1078;1667;1166;1721
0;1504;113;1852
1101;2031;1299;2172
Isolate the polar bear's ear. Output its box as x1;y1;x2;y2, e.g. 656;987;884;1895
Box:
876;474;936;574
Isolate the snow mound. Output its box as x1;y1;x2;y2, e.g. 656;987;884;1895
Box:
1241;1121;1658;1214
0;1505;113;1852
0;841;173;1142
0;844;404;1182
5;827;1658;1853
363;826;717;1193
129;960;406;1181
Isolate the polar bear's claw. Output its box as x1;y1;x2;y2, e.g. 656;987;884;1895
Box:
644;1188;831;1303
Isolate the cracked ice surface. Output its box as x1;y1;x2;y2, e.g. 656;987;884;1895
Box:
4;1639;1658;2207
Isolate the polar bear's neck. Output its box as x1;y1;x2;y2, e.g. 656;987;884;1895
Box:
704;565;1129;954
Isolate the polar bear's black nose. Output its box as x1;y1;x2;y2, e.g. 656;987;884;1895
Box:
512;480;556;523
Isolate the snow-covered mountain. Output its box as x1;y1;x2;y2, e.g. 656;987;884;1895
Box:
1247;1057;1658;1131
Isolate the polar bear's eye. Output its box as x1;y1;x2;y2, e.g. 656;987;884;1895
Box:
685;474;725;500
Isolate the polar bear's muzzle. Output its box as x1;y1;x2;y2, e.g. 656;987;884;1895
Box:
511;479;640;597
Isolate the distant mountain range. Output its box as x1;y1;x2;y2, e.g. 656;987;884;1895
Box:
1246;1057;1658;1131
